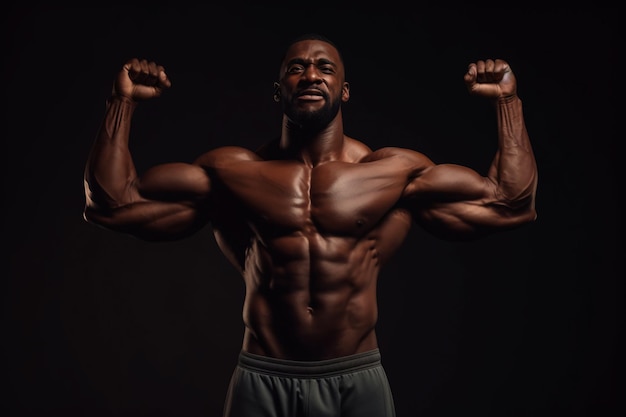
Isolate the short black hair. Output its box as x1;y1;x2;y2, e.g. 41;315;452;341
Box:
282;32;344;65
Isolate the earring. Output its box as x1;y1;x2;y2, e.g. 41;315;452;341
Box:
273;82;280;102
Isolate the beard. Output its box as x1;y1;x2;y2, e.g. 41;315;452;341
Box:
283;95;341;132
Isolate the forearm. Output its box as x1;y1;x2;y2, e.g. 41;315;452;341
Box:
491;95;538;209
84;95;139;210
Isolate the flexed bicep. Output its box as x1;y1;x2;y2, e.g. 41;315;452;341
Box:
405;163;524;240
85;162;213;241
138;162;212;201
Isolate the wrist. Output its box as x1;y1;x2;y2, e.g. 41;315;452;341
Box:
497;94;519;104
107;94;138;108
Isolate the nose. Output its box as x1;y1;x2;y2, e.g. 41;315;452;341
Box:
302;64;322;83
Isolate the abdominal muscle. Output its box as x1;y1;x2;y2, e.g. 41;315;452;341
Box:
240;233;382;361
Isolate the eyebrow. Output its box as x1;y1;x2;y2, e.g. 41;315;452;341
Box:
286;58;337;68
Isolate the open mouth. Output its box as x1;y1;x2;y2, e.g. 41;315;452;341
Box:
297;89;326;100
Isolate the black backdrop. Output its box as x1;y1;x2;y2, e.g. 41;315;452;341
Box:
2;5;622;417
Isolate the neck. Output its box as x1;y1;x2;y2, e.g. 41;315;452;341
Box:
279;110;345;167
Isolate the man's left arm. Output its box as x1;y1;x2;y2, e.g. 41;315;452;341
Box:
405;59;538;240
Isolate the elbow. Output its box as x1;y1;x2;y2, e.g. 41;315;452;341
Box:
83;187;108;225
83;204;111;228
500;178;538;224
82;207;92;224
522;206;538;224
515;185;538;225
502;200;538;229
484;195;537;233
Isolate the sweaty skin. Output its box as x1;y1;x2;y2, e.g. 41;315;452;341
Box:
84;39;537;361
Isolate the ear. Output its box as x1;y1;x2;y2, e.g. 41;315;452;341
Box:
273;82;281;103
342;82;350;102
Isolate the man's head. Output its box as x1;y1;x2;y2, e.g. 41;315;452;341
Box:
275;33;350;131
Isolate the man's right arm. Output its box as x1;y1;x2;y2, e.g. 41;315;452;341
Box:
83;59;212;241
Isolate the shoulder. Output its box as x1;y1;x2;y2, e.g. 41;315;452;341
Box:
361;146;434;168
254;137;280;159
343;136;373;162
345;137;435;172
193;146;261;168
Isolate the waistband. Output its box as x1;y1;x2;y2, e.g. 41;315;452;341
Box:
237;349;382;378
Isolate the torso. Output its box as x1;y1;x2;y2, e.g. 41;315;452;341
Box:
200;138;426;360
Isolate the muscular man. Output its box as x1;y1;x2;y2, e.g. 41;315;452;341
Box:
83;33;538;417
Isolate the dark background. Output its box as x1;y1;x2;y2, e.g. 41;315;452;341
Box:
2;5;622;417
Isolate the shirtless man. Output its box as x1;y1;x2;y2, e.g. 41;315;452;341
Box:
83;33;538;417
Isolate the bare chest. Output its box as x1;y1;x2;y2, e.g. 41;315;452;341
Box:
216;160;408;236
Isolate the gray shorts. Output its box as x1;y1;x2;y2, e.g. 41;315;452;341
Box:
223;348;396;417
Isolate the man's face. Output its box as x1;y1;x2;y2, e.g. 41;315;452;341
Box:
278;40;350;130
